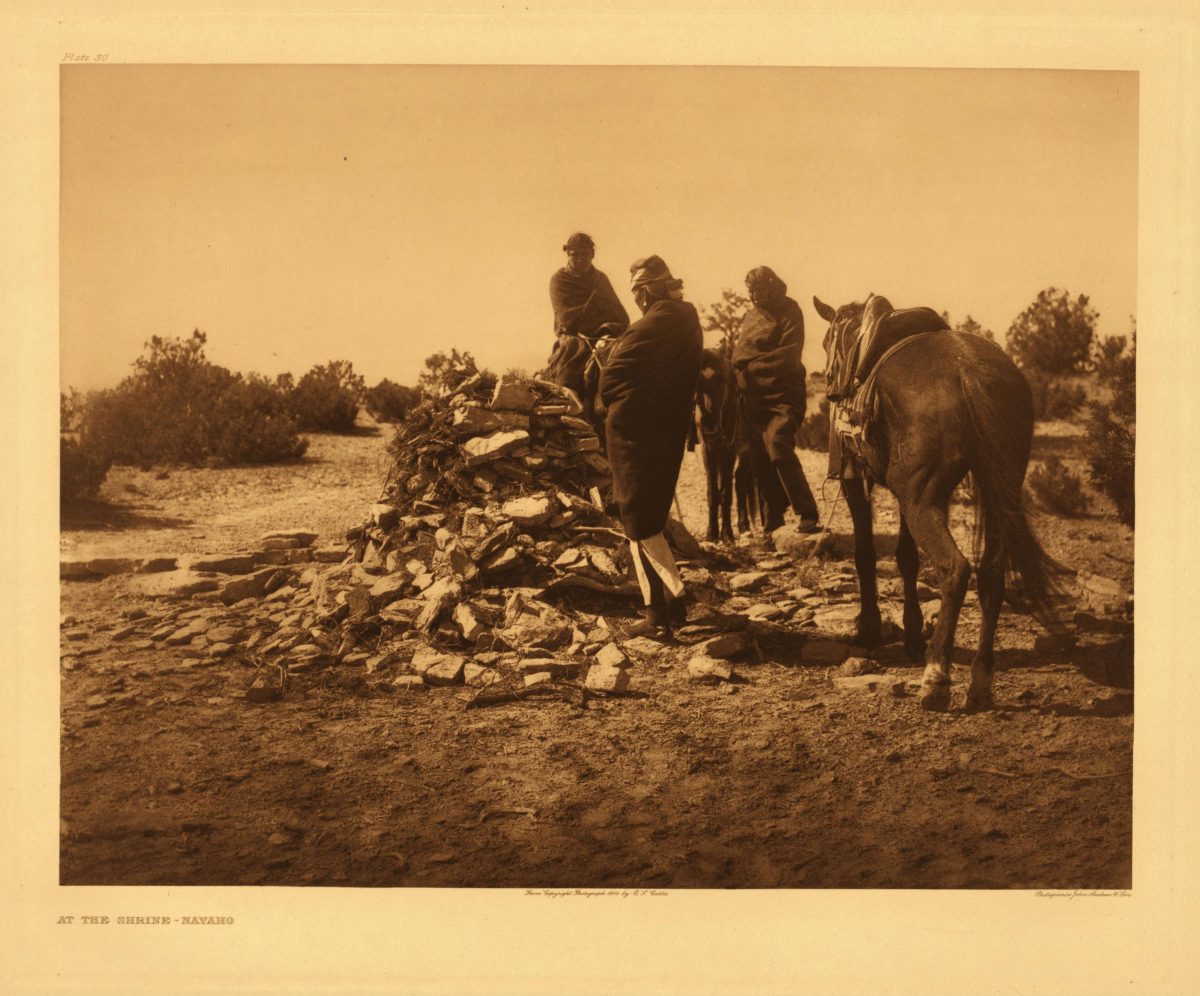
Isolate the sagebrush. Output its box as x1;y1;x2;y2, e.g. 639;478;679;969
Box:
1028;455;1089;517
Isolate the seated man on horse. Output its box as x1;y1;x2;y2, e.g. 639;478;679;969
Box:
542;231;630;396
732;265;822;536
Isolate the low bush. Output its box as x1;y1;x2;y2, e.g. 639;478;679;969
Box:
796;396;832;451
289;360;365;432
1028;455;1089;517
76;330;307;467
1024;370;1087;421
60;392;110;504
363;379;421;423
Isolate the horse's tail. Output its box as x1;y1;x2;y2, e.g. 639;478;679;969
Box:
958;356;1067;631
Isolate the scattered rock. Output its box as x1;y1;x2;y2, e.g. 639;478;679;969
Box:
585;663;630;693
523;671;554;688
453;603;485;642
392;675;428;692
619;638;667;662
839;657;879;677
811;603;861;632
594;642;631;669
501;495;557;527
369;573;412;606
730;571;769;593
423;657;466;686
687;655;734;683
700;631;752;660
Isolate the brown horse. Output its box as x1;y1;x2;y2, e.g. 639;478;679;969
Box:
812;296;1060;711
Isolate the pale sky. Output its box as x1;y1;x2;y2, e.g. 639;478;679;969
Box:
60;66;1138;392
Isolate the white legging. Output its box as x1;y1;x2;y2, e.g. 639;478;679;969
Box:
629;532;685;606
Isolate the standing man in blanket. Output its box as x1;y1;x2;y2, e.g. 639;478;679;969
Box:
543;232;630;392
732;265;822;537
600;255;703;641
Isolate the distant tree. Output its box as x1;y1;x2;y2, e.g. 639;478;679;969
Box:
289;359;365;432
700;289;751;352
1083;321;1135;526
418;349;482;397
1006;288;1098;374
939;311;996;342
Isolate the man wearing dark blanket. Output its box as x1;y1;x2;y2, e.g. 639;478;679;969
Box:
732;265;822;536
600;255;703;640
543;232;630;392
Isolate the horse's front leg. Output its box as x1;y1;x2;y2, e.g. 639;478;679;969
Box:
841;477;881;646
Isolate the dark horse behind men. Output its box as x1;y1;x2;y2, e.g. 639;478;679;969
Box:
694;346;765;542
812;295;1062;712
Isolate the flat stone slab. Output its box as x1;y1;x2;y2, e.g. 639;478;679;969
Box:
261;530;319;547
730;571;769;593
185;554;257;575
129;570;221;598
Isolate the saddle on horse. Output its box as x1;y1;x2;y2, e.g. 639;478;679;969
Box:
831;295;949;469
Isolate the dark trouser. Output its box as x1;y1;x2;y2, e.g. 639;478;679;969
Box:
748;410;820;527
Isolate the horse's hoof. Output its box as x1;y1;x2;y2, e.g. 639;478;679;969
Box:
919;682;951;712
853;619;883;648
903;640;927;663
964;690;995;712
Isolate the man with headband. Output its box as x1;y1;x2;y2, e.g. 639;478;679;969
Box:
732;265;822;536
543;232;630;391
600;255;703;640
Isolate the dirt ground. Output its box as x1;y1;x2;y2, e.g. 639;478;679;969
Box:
59;416;1133;889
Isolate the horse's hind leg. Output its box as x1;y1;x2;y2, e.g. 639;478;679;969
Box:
896;515;926;661
966;530;1004;711
719;452;735;542
842;477;881;646
703;446;720;542
903;501;971;711
734;453;755;533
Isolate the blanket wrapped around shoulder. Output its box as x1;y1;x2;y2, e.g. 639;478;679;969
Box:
732;299;807;430
600;299;703;540
543;267;631;391
549;267;629;337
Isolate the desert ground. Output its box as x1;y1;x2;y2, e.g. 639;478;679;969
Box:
59;413;1132;889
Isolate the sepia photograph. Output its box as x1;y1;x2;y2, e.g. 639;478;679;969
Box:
56;63;1139;891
